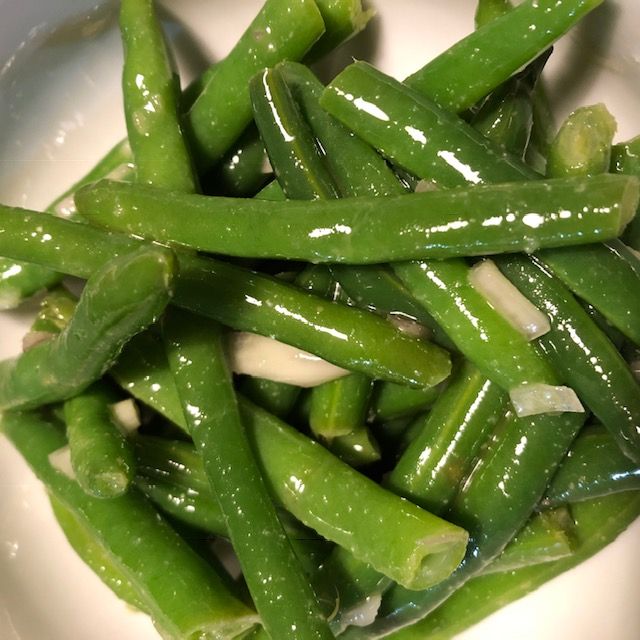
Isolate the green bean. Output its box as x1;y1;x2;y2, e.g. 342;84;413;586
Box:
480;507;575;575
539;240;640;346
310;373;373;440
541;423;640;509
49;494;146;611
393;259;557;391
250;66;339;200
364;410;585;637
164;308;333;640
0;207;449;387
580;300;626;349
64;382;135;498
496;254;640;463
30;285;76;334
242;399;469;591
2;411;258;639
386;492;640;640
120;0;197;192
546;103;616;178
369;382;442;423
612;135;640;250
327;427;381;467
386;361;508;515
239;376;300;419
403;0;603;113
76;175;637;261
0;245;175;410
185;0;325;171
474;0;512;28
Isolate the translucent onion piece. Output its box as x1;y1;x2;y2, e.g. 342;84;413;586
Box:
22;330;55;352
48;445;76;480
469;259;551;340
110;398;141;434
338;593;382;630
510;383;585;417
227;331;349;387
386;313;431;340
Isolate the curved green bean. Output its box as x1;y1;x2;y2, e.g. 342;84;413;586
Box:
0;245;175;410
76;175;638;261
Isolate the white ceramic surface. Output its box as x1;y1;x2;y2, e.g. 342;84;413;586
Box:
0;1;639;639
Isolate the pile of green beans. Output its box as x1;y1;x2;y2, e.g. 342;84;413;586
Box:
1;0;639;639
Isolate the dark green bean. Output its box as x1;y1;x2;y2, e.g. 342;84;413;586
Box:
1;411;259;639
76;175;638;261
327;427;381;467
164;308;333;640
496;254;640;463
64;382;135;498
541;423;640;509
120;0;197;192
239;376;301;419
369;382;442;423
0;245;175;410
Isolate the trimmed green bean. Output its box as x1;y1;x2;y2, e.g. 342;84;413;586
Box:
389;492;640;640
546;103;617;178
403;0;603;113
612;135;640;250
474;0;512;27
164;308;333;640
386;361;508;515
250;66;339;200
393;259;557;391
76;175;638;261
328;427;381;467
481;507;575;575
0;207;449;387
185;0;325;170
496;254;640;463
64;382;135;498
0;245;175;410
120;0;197;192
539;240;640;346
1;411;259;639
239;376;300;419
542;423;640;509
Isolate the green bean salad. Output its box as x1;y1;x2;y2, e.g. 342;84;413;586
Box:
0;1;639;639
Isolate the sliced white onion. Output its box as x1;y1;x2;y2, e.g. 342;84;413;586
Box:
22;330;55;352
338;594;382;632
110;398;141;434
387;313;431;340
227;332;349;387
469;259;551;340
48;446;76;480
510;383;585;417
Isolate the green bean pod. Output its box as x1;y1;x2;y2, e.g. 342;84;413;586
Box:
541;423;640;509
76;175;638;261
386;361;508;515
0;207;450;388
64;382;136;498
239;376;300;419
0;245;175;410
30;286;77;334
474;0;513;27
185;0;325;170
164;308;333;640
327;427;381;467
496;254;640;463
539;240;640;346
611;135;640;249
309;373;374;440
250;67;338;200
384;491;640;640
120;0;197;192
393;258;557;391
1;411;259;639
403;0;603;113
480;507;575;575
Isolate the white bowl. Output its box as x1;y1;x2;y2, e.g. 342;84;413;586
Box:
0;1;639;639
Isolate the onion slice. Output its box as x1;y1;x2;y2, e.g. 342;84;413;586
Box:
110;398;141;434
227;332;349;387
510;383;584;417
48;445;76;480
469;259;550;341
